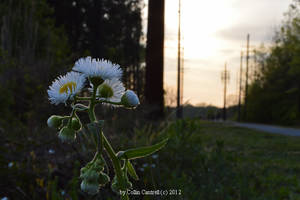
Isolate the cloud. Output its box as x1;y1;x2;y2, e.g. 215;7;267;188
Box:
215;23;278;43
215;0;292;43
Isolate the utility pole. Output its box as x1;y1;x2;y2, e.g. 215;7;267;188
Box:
176;0;182;118
243;34;250;120
221;63;230;121
145;0;165;118
253;49;258;80
180;45;184;115
236;69;239;105
238;51;243;121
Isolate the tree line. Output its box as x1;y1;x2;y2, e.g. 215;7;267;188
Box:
244;0;300;125
0;0;147;129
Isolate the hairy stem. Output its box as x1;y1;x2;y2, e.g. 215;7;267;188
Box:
87;87;129;200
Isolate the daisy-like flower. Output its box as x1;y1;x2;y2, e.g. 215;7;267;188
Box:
73;57;123;85
96;78;125;103
48;71;86;105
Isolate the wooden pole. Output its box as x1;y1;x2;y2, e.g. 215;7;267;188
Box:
176;0;182;118
244;34;250;119
238;51;243;121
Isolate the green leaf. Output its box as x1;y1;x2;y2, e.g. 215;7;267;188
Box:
126;160;139;180
117;138;168;160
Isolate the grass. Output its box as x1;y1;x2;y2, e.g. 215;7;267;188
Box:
2;119;300;200
199;121;300;168
140;120;300;200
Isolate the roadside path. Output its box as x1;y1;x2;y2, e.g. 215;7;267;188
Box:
230;122;300;136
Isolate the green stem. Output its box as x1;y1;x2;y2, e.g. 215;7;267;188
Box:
67;108;76;127
87;87;129;200
95;99;123;106
88;88;97;122
76;96;92;101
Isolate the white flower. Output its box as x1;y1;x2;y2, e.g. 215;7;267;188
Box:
48;149;55;154
48;72;86;105
73;57;123;81
8;162;13;168
97;78;125;103
121;90;140;108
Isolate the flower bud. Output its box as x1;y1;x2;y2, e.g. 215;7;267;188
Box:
111;176;122;194
98;172;110;186
121;90;140;108
111;175;132;194
80;169;99;182
97;84;113;98
71;118;82;131
81;179;99;195
58;127;76;142
125;179;133;189
47;115;63;129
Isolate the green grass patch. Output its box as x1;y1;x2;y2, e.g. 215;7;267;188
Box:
3;119;300;200
139;120;300;200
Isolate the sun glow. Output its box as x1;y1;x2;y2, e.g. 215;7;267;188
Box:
143;0;292;106
164;0;238;106
165;0;236;60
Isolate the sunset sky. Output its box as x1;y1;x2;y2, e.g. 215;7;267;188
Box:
143;0;293;107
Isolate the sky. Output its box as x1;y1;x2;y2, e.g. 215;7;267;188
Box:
143;0;293;107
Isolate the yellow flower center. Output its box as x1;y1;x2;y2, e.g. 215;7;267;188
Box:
59;82;77;94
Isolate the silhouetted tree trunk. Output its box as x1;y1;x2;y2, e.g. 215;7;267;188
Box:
145;0;164;118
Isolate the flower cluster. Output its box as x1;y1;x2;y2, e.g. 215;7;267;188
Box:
80;153;110;195
47;56;139;107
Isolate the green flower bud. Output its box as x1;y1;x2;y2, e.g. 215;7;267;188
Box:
80;162;94;175
93;156;105;171
80;169;99;181
71;118;82;131
89;77;104;88
111;175;132;194
58;126;76;142
81;179;99;195
125;179;132;189
121;90;140;108
97;84;113;98
111;176;122;194
47;115;63;129
98;172;110;186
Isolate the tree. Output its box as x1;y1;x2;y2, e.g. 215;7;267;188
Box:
245;0;300;125
0;0;70;128
47;0;145;95
145;0;165;118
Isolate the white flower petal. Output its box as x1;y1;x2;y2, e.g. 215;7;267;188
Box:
73;56;123;80
47;72;86;105
97;79;125;105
